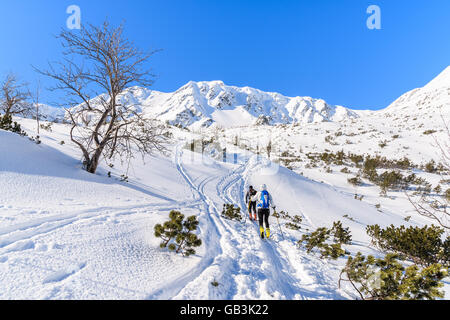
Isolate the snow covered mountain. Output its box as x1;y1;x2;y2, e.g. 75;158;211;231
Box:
37;104;66;123
380;66;450;118
35;66;450;132
115;81;359;129
360;66;450;127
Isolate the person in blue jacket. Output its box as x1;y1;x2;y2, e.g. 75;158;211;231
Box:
254;184;276;239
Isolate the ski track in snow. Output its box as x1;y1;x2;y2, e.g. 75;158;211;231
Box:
0;200;203;255
153;147;345;300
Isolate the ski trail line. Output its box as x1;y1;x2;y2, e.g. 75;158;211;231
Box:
146;145;226;299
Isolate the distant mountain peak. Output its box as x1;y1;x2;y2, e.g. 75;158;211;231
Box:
384;66;450;114
423;66;450;91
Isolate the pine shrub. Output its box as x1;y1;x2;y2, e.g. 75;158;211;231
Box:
299;227;330;254
424;160;437;173
285;222;301;231
348;176;363;186
339;252;447;300
366;224;449;267
0;114;27;136
445;189;450;203
320;243;346;260
154;210;184;248
298;223;350;260
154;210;202;256
331;221;352;244
378;170;405;194
221;204;242;221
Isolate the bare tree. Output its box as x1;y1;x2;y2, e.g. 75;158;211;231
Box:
406;192;449;231
0;73;32;117
36;21;167;174
406;111;450;230
435;112;450;171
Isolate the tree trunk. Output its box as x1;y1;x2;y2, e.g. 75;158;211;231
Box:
86;148;103;174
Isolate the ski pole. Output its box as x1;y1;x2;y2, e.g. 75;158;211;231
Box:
274;209;285;240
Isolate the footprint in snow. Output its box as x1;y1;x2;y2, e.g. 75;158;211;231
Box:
36;243;48;252
49;242;64;250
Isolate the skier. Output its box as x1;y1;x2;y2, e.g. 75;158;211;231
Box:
245;185;258;221
254;184;276;239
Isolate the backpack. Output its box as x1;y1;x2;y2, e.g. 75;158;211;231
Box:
258;190;270;209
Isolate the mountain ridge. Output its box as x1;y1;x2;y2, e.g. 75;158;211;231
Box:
31;66;450;128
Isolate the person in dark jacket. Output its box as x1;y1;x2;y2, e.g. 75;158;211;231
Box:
245;186;258;221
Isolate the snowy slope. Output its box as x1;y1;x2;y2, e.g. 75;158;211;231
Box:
1;119;448;299
1;66;449;300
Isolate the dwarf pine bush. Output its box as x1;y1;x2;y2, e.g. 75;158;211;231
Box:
154;210;202;256
339;253;447;300
0;114;27;136
366;224;449;267
298;221;351;260
221;204;242;221
331;221;352;244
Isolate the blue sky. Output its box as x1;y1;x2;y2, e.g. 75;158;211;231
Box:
0;0;449;110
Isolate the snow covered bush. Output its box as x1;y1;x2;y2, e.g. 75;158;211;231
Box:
339;253;447;300
154;210;202;257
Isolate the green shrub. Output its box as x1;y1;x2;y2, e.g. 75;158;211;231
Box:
363;157;380;182
379;140;388;148
0;114;27;136
319;242;346;260
298;222;351;260
285;222;301;231
154;210;184;248
299;227;330;254
154;210;202;256
221;204;242;221
445;189;450;203
378;170;405;193
424;160;437;173
331;221;352;244
339;252;447;300
348;176;363;186
341;167;351;174
366;224;449;267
